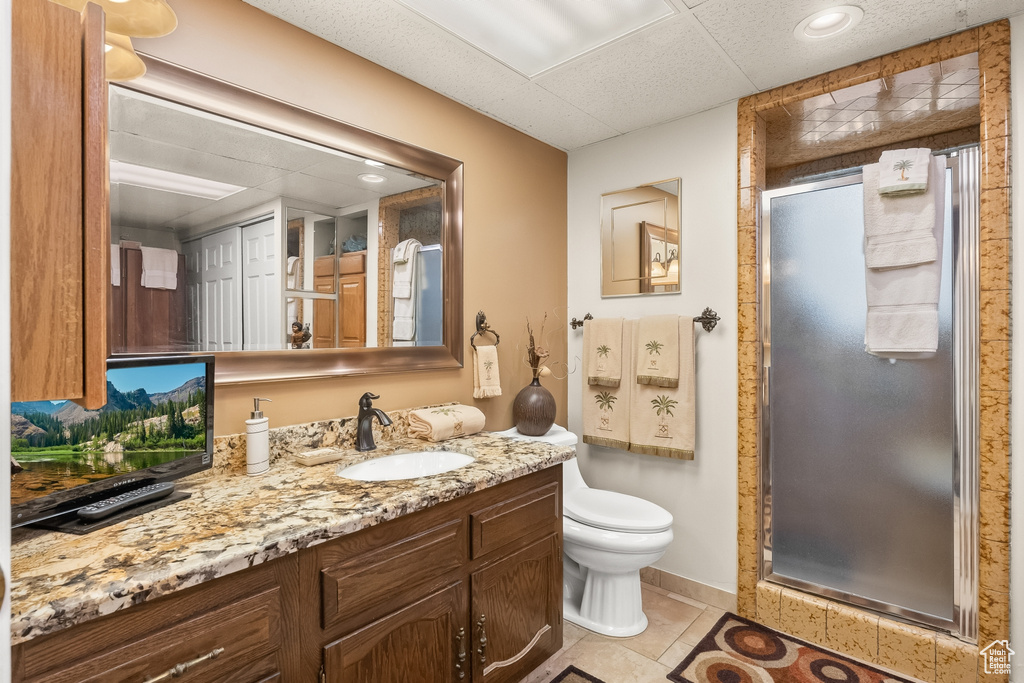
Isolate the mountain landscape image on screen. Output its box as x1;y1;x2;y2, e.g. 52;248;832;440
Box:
10;375;206;505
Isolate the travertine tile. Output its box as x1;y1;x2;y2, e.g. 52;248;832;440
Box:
755;581;782;630
753;114;767;190
738;186;756;226
978;22;1010;75
738;453;758;503
738;106;757;190
738;342;758;381
980;441;1009;493
881;41;941;77
737;380;758;419
979;240;1010;291
639;566;660;587
531;634;673;683
979;487;1010;543
737;303;758;342
935;27;979;61
877;617;936;682
678;607;726;646
657;573;736;612
826;601;879;664
588;587;702;661
737;264;758;307
979;537;1009;593
979;391;1010;444
657;636;694;669
980;289;1010;341
778;588;828;647
828;57;882;92
738;226;757;265
981;135;1010;191
664;593;710;611
978;668;1009;683
979;341;1009;392
978;588;1010;646
738;417;758;457
936;635;977;683
979;188;1010;242
737;570;757;619
775;73;832;110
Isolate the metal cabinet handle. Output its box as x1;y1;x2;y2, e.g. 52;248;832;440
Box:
477;614;487;667
455;627;467;679
143;647;225;682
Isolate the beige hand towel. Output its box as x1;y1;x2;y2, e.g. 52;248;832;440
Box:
409;405;486;442
635;315;679;387
862;154;944;269
585;317;623;387
582;320;632;451
877;148;931;195
629;317;694;460
472;345;502;399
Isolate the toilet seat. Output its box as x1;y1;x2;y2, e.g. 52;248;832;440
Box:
564;488;673;533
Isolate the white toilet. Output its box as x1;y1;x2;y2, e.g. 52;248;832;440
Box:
497;426;674;638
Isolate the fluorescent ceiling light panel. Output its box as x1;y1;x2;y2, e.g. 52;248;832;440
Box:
110;160;246;200
394;0;676;77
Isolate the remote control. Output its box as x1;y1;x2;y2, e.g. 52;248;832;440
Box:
77;482;176;522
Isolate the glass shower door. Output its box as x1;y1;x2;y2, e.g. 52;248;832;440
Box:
761;152;977;635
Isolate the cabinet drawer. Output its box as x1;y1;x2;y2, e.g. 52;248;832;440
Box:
471;482;559;559
339;251;366;274
321;519;464;631
23;587;283;683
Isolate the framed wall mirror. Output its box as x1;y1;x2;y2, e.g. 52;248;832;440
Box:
108;56;463;383
600;179;680;297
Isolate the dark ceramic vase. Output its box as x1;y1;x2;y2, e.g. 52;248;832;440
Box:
512;377;556;436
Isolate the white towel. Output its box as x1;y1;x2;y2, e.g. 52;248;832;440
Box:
140;246;178;290
864;159;945;356
392;239;421;299
110;244;120;287
863;155;944;269
877;148;932;195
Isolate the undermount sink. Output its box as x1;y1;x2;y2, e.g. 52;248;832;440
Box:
337;450;475;481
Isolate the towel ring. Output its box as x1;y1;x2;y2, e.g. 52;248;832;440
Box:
470;310;500;349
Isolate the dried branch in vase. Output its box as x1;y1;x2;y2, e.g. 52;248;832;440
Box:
526;314;550;378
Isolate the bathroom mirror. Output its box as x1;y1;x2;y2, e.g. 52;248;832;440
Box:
600;179;680;297
108;55;463;382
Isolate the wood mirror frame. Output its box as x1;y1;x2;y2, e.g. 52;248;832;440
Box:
115;55;464;384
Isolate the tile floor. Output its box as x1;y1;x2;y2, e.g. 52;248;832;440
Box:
522;583;725;683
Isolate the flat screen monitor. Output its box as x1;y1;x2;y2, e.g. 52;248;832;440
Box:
11;355;214;530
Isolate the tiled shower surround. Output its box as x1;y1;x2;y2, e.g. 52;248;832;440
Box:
735;21;1011;683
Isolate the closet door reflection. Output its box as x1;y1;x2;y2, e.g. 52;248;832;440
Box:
762;163;961;629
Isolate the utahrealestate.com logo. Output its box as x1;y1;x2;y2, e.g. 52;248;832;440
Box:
980;640;1014;675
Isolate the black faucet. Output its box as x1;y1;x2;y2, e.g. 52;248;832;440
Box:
356;392;393;451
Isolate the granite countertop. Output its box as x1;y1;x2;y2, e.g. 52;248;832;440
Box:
9;412;574;646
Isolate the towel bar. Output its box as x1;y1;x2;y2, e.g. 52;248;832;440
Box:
571;308;720;333
470;310;500;349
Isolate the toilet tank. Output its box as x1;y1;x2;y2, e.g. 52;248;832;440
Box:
494;425;585;491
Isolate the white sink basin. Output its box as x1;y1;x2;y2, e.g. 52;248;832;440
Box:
337;450;475;481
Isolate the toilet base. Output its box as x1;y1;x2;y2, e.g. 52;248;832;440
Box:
562;561;649;637
563;597;649;638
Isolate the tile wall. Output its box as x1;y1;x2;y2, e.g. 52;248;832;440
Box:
735;21;1012;682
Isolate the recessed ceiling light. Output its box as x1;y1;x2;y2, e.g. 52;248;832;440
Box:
794;6;863;41
110;160;245;200
358;173;387;183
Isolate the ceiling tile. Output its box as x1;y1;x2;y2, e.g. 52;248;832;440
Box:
692;0;959;91
475;82;621;150
965;0;1024;25
243;0;530;109
534;14;753;133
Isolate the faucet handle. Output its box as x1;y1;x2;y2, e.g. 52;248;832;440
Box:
359;392;380;409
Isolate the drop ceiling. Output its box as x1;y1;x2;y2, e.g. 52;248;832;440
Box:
241;0;1024;151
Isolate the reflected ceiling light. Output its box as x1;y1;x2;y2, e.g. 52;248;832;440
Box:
104;32;146;82
110;160;245;200
358;173;387;183
364;159;386;168
794;6;863;41
50;0;177;37
394;0;675;77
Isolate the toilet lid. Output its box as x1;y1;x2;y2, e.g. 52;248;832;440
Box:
564;488;673;533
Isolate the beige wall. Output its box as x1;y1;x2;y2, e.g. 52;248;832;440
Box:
135;0;568;436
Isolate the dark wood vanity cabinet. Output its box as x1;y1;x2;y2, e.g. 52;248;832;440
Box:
12;467;562;683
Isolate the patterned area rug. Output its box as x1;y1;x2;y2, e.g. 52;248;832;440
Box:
551;665;607;683
668;613;916;683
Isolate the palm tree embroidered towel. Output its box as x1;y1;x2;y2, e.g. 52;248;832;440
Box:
863;154;944;269
877;147;931;195
629;317;695;460
409;405;486;442
635;315;679;387
472;345;502;399
585;317;623;387
583;319;632;451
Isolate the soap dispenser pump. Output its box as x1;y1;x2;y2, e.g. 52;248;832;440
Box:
246;398;272;476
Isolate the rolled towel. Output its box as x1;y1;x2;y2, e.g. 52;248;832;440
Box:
635;315;679;387
584;317;623;387
473;345;502;399
878;148;931;195
409;404;486;442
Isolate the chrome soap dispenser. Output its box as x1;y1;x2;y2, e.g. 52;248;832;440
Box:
246;397;272;476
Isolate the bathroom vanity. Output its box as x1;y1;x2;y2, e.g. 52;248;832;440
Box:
10;427;573;682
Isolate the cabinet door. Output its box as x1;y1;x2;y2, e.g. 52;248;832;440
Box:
323;583;467;683
471;534;561;683
11;0;107;407
338;273;366;347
